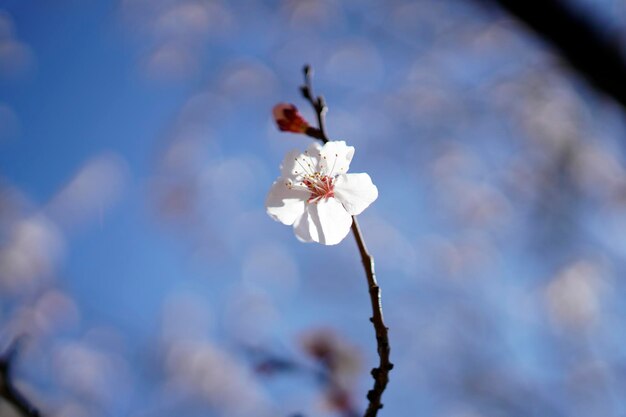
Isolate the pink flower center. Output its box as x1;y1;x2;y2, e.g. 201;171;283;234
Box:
303;174;335;203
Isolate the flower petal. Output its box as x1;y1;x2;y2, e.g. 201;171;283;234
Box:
319;141;355;176
334;173;378;215
265;179;307;225
309;197;353;245
293;208;317;243
280;143;322;179
279;149;304;179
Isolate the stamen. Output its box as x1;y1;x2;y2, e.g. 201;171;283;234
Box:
303;173;335;203
295;157;314;176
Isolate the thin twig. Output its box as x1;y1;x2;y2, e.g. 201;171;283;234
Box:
301;65;329;144
0;339;41;417
299;65;393;417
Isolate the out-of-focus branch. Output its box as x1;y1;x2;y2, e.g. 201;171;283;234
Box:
300;65;393;417
478;0;626;110
249;345;359;417
300;65;330;144
0;340;41;417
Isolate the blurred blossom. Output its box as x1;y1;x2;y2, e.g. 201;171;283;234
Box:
159;131;211;173
360;215;417;275
46;153;128;230
161;292;213;342
494;74;588;154
284;0;345;31
120;0;234;82
0;181;31;229
153;131;215;220
545;260;609;330
299;328;360;413
218;60;277;98
439;407;484;417
571;143;626;201
419;234;495;280
566;359;616;416
53;342;132;408
82;327;128;356
390;1;449;40
443;180;512;228
430;143;511;230
200;155;264;210
325;39;384;89
224;286;279;345
242;241;300;297
143;41;200;81
167;1;233;39
152;88;277;258
0;10;15;38
153;179;196;221
430;143;482;181
271;36;324;75
327;103;394;150
0;103;20;142
0;40;34;77
164;340;272;416
0;215;64;295
51;403;92;417
470;19;519;53
152;2;229;40
33;290;80;335
386;82;462;130
300;329;360;381
0;10;35;79
178;90;233;127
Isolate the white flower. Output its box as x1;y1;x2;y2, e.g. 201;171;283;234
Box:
266;141;378;245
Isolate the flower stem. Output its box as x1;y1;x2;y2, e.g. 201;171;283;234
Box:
350;218;392;417
300;65;392;417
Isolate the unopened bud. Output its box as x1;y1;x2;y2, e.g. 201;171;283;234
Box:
272;103;309;133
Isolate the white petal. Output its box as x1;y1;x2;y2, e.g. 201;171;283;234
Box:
319;141;355;176
308;198;353;245
280;143;322;179
334;173;378;215
305;142;323;157
279;149;304;179
265;179;307;225
293;208;317;243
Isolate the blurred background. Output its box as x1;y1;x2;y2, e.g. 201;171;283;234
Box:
1;0;626;416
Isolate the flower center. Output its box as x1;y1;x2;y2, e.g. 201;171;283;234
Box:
303;173;335;203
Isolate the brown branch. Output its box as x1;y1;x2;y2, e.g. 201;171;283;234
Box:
350;219;392;417
0;340;42;417
299;65;393;417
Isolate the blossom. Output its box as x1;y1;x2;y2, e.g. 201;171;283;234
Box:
272;103;309;133
266;141;378;245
